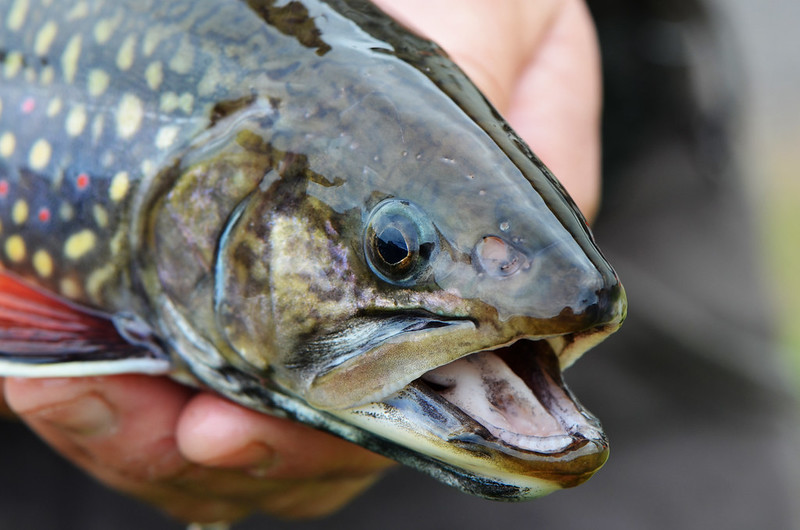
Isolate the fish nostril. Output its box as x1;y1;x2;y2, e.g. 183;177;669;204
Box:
473;236;527;278
588;280;626;327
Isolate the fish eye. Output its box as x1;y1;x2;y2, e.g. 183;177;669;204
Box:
365;199;437;286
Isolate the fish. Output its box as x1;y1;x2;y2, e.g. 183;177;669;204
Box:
0;0;626;500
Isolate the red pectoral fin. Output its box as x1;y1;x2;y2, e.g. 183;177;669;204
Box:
0;273;171;376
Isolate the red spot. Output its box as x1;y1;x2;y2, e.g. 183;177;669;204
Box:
21;97;36;114
76;173;90;189
38;208;51;222
0;180;8;197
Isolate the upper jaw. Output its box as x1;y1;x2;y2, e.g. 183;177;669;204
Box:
293;296;625;412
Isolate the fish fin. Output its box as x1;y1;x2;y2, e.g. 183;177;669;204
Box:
0;273;171;377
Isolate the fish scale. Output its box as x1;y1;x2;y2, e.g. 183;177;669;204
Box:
0;0;281;307
0;0;627;505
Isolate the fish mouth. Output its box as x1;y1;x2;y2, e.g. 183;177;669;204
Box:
329;328;614;497
416;337;604;457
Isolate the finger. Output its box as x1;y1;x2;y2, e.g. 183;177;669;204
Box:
177;393;394;480
4;376;262;522
506;0;602;220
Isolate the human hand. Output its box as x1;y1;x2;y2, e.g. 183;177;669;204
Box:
4;376;393;521
2;0;601;524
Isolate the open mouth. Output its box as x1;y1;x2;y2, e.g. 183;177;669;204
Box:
414;337;604;456
287;315;619;498
298;310;618;494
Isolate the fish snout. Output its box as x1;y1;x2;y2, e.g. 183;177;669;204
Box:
584;275;627;329
471;234;626;331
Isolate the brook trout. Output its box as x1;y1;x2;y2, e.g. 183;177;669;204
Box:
0;0;626;499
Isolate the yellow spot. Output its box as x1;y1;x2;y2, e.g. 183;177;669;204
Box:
61;34;83;84
29;139;52;170
66;1;89;20
24;67;36;83
6;0;29;31
145;61;163;91
60;277;81;299
12;200;29;224
4;235;26;263
93;204;109;228
46;97;62;117
197;62;222;97
169;37;194;74
179;93;195;114
109;226;125;256
33;249;54;278
4;51;23;79
59;202;75;221
155;125;179;150
40;65;55;85
87;69;110;96
66;105;88;137
94;12;122;44
64;229;97;260
34;21;58;55
109;171;130;202
116;93;143;138
92;114;105;144
142;25;174;57
86;264;115;302
0;97;3;119
160;92;179;113
101;150;115;168
0;219;3;234
140;159;155;177
0;132;16;157
116;34;137;71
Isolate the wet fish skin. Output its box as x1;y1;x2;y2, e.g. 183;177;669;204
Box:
0;0;626;500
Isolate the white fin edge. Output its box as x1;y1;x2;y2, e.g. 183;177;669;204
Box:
0;358;172;378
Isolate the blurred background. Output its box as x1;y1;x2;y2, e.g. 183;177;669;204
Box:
714;0;800;382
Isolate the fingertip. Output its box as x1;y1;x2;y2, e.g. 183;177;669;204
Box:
176;393;275;467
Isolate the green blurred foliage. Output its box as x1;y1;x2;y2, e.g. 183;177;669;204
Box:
760;152;800;385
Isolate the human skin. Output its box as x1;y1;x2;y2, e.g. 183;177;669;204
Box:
1;0;601;522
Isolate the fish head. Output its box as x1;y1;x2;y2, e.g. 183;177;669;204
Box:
204;61;625;498
145;9;630;499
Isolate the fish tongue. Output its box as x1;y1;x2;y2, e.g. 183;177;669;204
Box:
421;343;566;441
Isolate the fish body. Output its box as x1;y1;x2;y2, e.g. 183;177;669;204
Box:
0;0;626;499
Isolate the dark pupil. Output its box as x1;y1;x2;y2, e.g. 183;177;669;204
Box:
376;227;409;265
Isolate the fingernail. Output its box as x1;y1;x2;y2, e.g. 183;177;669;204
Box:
31;393;117;438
